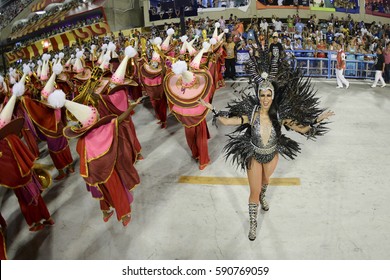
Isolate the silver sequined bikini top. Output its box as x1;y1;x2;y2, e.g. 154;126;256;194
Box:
250;107;278;155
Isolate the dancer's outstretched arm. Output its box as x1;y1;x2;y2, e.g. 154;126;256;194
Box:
199;99;249;126
282;110;335;134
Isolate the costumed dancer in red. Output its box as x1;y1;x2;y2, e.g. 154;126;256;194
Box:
99;46;142;176
210;23;228;94
0;83;54;232
125;38;144;101
13;65;40;158
48;89;141;226
164;43;213;170
21;60;74;180
139;37;168;128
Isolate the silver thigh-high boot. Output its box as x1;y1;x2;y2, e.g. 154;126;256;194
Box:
248;203;259;241
260;184;269;211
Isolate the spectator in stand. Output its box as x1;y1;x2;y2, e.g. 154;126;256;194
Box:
219;16;226;30
357;43;368;54
260;18;269;33
273;17;283;33
283;37;294;61
231;24;241;43
286;15;294;33
304;37;315;56
246;20;256;41
326;27;335;45
223;34;237;80
369;37;379;53
295;18;304;35
307;16;316;33
314;26;323;44
371;47;387;88
236;19;244;34
269;32;284;78
246;38;259;58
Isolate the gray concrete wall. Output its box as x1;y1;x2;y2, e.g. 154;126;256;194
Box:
103;0;144;32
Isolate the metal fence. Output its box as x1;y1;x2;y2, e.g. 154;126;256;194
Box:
235;49;376;79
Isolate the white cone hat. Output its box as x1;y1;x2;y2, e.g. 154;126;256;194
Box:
218;30;227;42
97;44;107;65
151;37;162;62
180;35;188;54
40;54;50;81
73;51;84;73
37;60;42;77
161;28;174;51
48;90;98;128
111;46;137;84
186;42;197;56
42;63;63;99
99;53;111;70
213;22;220;40
188;35;199;47
19;64;31;85
190;42;211;70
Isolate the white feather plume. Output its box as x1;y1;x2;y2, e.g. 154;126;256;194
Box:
108;42;116;51
47;89;66;109
210;38;217;45
202;42;211;51
224;28;229;33
37;60;42;65
76;51;83;59
215;22;220;29
261;72;269;80
101;43;108;50
167;28;175;36
180;35;188;43
10;77;16;85
12;82;25;97
23;65;31;75
55;54;59;58
53;63;63;75
0;76;4;83
153;37;162;45
91;44;96;50
71;54;74;58
125;46;137;58
171;60;188;76
59;52;64;59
